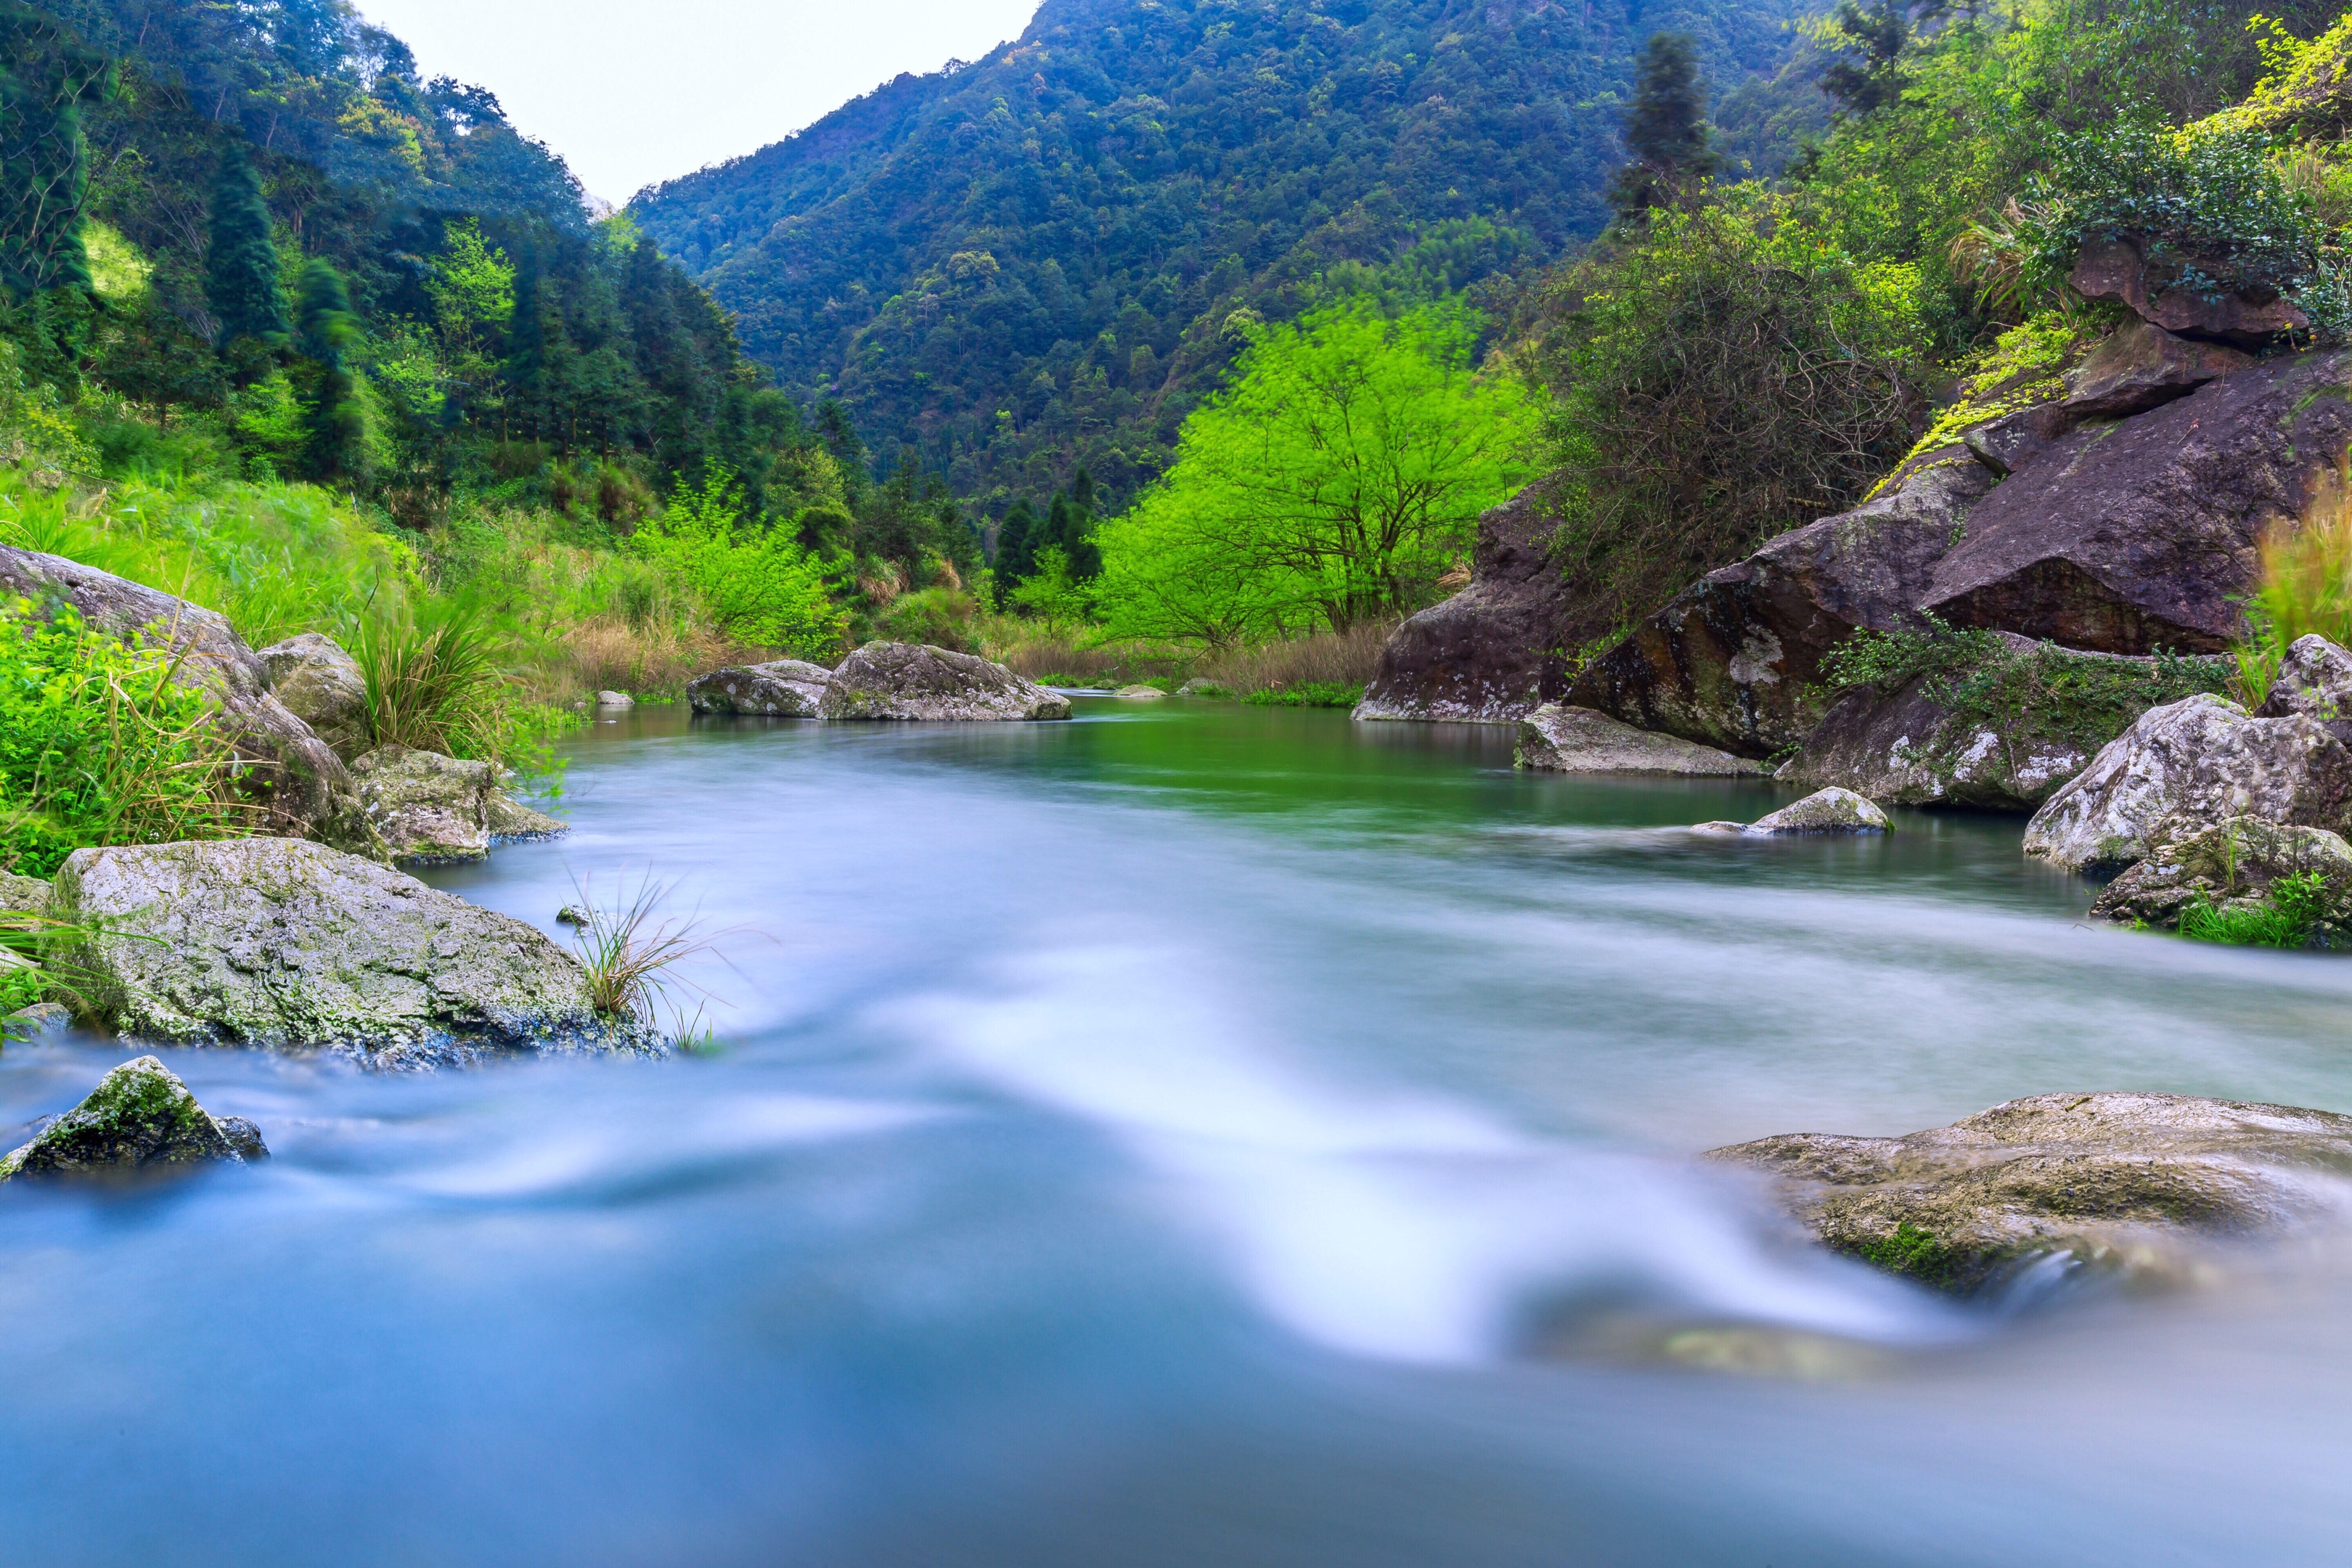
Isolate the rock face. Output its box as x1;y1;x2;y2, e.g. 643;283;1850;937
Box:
1567;454;1998;756
687;658;831;717
1356;478;1577;724
2070;237;2308;347
2089;815;2352;939
53;838;661;1069
0;547;382;857
258;632;370;760
2060;317;2256;420
820;642;1073;721
1710;1093;2352;1291
1516;704;1765;775
0;1055;266;1182
2022;695;2352;873
1777;673;2091;812
1746;786;1891;835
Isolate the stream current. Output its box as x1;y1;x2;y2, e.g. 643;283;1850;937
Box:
4;699;2352;1564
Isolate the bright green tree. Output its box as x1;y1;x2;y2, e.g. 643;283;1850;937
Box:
204;144;287;349
1095;298;1539;645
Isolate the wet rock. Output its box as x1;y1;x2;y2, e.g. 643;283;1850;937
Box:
1777;668;2089;812
2060;318;2256;421
687;659;830;717
2088;815;2352;938
1924;351;2352;653
351;745;494;864
1690;820;1750;836
1357;478;1578;724
1745;787;1891;836
2070;237;2308;347
1113;684;1167;699
595;690;634;708
0;1055;266;1182
0;872;51;915
1516;704;1765;775
0;546;383;857
2022;695;2352;873
257;632;369;760
819;642;1073;721
1566;454;1997;756
4;1002;73;1037
53;838;663;1069
1710;1092;2352;1292
485;791;565;843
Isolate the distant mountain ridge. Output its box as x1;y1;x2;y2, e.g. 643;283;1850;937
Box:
633;0;1814;511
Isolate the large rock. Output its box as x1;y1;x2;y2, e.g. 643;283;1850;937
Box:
1515;704;1764;775
0;871;50;915
819;642;1073;721
1356;478;1578;724
2059;318;2256;421
257;632;369;760
2022;695;2352;873
2070;237;2308;348
1924;351;2352;652
1710;1093;2352;1292
2255;633;2352;725
53;839;661;1069
0;547;382;857
2088;814;2352;940
1567;454;1997;755
687;658;831;717
348;746;564;864
1777;673;2090;812
1744;786;1891;836
0;1055;266;1182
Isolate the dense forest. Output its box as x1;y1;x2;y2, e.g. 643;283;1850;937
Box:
632;0;1825;515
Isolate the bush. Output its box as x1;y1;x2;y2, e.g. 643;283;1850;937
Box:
875;586;981;652
2234;467;2352;704
1242;682;1366;709
629;470;846;658
2178;870;2332;947
0;600;248;877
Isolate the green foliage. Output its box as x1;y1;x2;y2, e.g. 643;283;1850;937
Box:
1241;682;1365;709
630;470;845;656
0;1;113;298
1612;32;1723;220
1898;313;2091;465
203;144;285;349
1855;1221;1963;1286
874;586;981;653
0;598;247;877
1096;299;1538;645
2231;467;2352;704
1821;616;2231;751
350;595;509;761
2179;870;2332;947
1005;546;1093;637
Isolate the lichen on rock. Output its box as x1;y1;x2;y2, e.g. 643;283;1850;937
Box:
0;1055;266;1182
687;659;831;717
819;642;1071;722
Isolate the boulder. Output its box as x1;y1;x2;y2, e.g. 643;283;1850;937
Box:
0;1055;266;1182
2255;633;2352;725
0;547;382;857
4;1001;72;1037
351;745;494;864
2022;695;2352;873
484;791;566;842
2070;237;2308;348
2060;318;2256;421
1113;684;1167;699
52;838;663;1069
0;871;51;915
819;642;1073;721
1744;787;1892;836
1710;1092;2352;1292
1924;351;2352;653
1355;478;1579;724
1777;672;2090;812
1515;704;1765;775
1565;453;1998;756
2088;815;2352;939
687;658;830;717
257;632;369;760
595;690;634;708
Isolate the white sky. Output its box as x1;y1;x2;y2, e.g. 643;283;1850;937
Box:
355;0;1045;205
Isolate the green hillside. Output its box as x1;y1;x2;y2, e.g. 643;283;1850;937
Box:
632;0;1821;513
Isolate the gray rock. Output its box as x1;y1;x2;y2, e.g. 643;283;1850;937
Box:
2088;815;2352;938
1516;704;1766;775
2255;634;2352;724
0;872;51;915
1113;684;1167;699
0;1055;266;1182
1777;669;2089;813
257;632;370;760
351;745;494;865
485;791;567;843
2022;695;2352;873
1709;1092;2352;1292
1745;787;1892;836
595;690;634;708
687;658;832;716
4;1002;73;1038
0;547;383;858
52;838;663;1069
1175;679;1230;698
819;642;1073;722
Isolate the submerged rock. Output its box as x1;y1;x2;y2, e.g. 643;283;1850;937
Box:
0;1055;266;1182
258;632;370;760
2022;695;2352;873
1113;684;1167;699
1746;788;1891;836
53;838;663;1069
1710;1092;2352;1292
820;642;1072;722
1516;704;1765;775
687;659;831;717
2088;815;2352;939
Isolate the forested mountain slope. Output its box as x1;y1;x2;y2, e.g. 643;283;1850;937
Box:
632;0;1819;510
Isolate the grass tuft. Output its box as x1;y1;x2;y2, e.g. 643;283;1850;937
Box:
565;873;740;1042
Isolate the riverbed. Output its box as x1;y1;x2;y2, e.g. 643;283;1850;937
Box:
4;698;2351;1564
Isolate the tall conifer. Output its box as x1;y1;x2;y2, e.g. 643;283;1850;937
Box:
204;144;287;348
1608;33;1718;221
295;257;364;478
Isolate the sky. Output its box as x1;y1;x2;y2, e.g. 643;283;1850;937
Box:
355;0;1045;205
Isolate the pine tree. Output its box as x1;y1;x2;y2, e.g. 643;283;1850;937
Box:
992;497;1037;607
1819;0;1911;118
295;258;364;479
1608;33;1719;222
0;4;113;301
505;237;546;437
203;144;287;348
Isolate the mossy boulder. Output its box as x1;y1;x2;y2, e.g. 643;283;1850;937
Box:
2089;814;2352;939
54;838;662;1069
687;658;831;717
0;1055;266;1182
1710;1092;2352;1293
1777;672;2091;812
820;642;1072;722
350;745;565;865
258;632;369;761
0;871;51;915
1747;787;1891;835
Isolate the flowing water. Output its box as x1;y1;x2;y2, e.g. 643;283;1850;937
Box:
5;699;2352;1564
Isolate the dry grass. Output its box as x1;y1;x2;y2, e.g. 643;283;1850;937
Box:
1196;621;1395;695
539;616;752;704
982;617;1395;694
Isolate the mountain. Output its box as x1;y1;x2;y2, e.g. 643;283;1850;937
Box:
632;0;1818;513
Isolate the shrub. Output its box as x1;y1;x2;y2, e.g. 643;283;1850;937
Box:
349;595;512;761
629;469;846;658
875;586;981;652
1242;682;1365;709
2178;870;2332;947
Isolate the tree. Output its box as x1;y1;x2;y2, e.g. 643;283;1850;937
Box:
0;2;113;301
1819;0;1912;119
1095;298;1540;645
204;144;287;350
1609;33;1720;221
294;257;365;479
991;497;1037;607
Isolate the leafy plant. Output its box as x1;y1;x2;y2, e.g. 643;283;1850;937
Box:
2178;870;2332;947
2232;466;2352;705
349;594;511;761
629;470;846;658
1242;682;1366;709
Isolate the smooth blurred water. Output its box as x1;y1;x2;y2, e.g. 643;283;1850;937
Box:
6;698;2352;1565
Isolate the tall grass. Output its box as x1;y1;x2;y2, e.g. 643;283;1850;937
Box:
348;595;512;759
2237;470;2352;704
984;618;1395;696
565;873;737;1047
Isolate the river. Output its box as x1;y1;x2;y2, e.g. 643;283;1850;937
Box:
4;698;2351;1564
